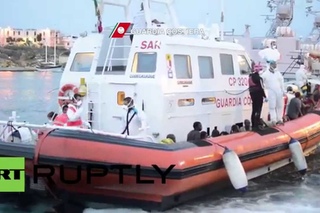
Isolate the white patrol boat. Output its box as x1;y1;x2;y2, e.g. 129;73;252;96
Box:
55;0;264;141
1;0;320;212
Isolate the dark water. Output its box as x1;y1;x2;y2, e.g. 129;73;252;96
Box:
0;72;320;213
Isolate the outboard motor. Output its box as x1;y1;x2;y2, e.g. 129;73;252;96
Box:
222;148;248;192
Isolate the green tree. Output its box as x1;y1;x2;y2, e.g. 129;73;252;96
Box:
25;38;32;46
36;33;42;42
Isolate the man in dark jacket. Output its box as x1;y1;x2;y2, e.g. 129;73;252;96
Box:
249;62;266;129
187;121;202;141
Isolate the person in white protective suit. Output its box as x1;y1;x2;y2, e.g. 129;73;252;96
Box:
261;60;286;125
121;97;148;137
258;45;285;125
66;94;90;128
295;64;308;91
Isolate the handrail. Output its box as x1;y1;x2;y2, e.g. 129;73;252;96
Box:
0;120;155;142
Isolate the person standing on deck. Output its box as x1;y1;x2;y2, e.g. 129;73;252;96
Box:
121;97;147;136
261;60;286;126
285;86;295;115
248;62;266;129
259;45;285;126
66;94;84;127
130;2;163;42
295;64;308;93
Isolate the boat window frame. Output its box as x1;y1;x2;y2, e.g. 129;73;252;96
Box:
238;55;251;75
201;97;216;105
70;52;95;72
178;98;195;107
220;53;234;75
131;52;157;73
173;54;192;79
198;56;214;79
117;91;125;105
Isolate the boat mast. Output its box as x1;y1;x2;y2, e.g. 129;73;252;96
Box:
305;0;320;43
220;0;224;40
264;0;295;37
54;30;56;66
97;0;179;28
45;40;48;63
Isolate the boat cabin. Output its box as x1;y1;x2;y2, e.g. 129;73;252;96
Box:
59;0;269;142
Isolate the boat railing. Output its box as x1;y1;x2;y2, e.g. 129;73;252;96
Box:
0;120;156;143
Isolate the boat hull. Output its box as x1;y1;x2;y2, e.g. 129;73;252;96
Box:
32;111;320;211
36;66;62;72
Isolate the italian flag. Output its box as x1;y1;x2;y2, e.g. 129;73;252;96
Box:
93;0;103;33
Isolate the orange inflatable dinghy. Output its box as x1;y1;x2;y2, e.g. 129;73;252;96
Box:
30;111;320;211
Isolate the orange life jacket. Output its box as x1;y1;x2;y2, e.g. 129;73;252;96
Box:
53;114;68;126
66;105;82;127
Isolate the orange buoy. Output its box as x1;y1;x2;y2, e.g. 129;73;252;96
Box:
58;84;79;106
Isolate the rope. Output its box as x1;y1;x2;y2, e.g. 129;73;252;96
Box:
224;88;249;96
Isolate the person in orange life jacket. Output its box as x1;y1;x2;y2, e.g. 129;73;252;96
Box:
121;97;147;136
53;105;68;126
66;94;84;127
248;61;266;129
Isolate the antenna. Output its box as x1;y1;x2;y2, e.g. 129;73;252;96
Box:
267;0;276;13
261;15;274;23
220;0;224;40
205;12;210;28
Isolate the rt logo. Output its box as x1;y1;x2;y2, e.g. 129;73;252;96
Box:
0;157;25;192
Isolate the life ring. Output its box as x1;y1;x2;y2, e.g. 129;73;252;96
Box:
58;84;79;106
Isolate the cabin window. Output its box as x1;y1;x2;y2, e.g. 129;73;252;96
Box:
117;91;125;105
174;55;192;79
178;98;194;107
198;56;214;78
70;52;94;72
131;52;157;73
220;54;234;75
238;55;251;75
201;97;216;105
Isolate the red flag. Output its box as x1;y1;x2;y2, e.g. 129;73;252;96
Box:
109;22;131;38
98;20;103;33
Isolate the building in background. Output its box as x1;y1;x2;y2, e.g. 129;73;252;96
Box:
61;35;78;50
0;26;78;49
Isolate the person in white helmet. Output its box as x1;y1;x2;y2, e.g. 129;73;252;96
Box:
121;97;147;136
66;94;90;128
295;64;308;92
261;60;286;126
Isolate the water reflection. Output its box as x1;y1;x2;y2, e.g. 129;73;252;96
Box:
0;72;61;123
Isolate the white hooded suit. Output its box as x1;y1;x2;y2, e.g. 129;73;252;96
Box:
261;69;285;122
259;47;285;123
295;65;308;89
